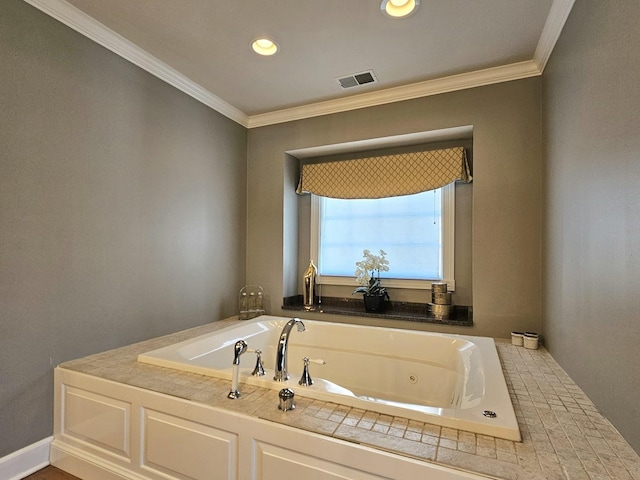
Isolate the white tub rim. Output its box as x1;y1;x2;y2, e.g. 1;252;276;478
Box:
137;315;521;441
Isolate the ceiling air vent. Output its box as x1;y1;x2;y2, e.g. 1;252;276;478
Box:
336;70;378;89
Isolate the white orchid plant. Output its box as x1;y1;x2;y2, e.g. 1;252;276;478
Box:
353;249;390;297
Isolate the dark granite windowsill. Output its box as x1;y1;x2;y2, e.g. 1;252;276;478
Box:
282;295;473;326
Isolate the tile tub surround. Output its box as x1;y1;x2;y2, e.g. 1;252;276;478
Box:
57;318;640;480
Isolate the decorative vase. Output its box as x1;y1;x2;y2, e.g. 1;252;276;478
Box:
303;260;317;310
363;294;387;313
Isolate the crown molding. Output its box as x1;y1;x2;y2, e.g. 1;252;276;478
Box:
22;0;249;127
247;61;542;128
249;0;575;128
23;0;573;130
533;0;576;71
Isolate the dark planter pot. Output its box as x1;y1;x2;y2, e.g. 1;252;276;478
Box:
363;294;387;313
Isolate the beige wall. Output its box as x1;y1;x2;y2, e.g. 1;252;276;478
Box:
247;78;543;338
542;0;640;453
0;0;247;457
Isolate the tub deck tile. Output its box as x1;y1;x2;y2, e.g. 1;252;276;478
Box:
334;423;437;461
436;446;522;480
388;426;407;438
401;429;419;441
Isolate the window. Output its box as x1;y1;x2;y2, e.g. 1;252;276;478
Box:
310;183;455;290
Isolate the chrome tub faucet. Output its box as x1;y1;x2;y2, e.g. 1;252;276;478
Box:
274;318;305;381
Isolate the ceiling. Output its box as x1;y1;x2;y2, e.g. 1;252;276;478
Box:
25;0;575;127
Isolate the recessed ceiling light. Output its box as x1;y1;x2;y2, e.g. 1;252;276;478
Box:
381;0;420;18
251;38;278;56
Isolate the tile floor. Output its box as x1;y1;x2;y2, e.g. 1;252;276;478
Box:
24;466;79;480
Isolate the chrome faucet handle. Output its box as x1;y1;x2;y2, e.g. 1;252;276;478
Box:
298;356;325;386
278;388;296;411
251;349;266;376
231;340;248;365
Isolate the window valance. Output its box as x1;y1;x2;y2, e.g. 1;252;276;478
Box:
296;146;471;199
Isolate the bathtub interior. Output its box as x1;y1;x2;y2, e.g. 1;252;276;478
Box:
137;316;520;441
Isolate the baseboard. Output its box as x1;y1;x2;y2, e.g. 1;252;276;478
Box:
50;441;147;480
0;436;52;480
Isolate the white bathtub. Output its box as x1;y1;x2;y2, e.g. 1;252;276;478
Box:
138;316;520;441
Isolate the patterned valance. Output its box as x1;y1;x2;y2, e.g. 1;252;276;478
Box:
296;146;471;199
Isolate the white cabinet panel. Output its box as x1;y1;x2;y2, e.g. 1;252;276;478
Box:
141;408;238;480
53;368;487;480
62;385;130;459
255;441;387;480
